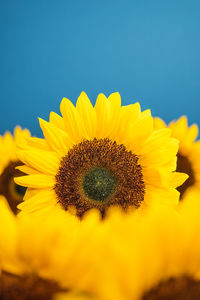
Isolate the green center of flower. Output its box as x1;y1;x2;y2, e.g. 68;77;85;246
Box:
83;168;116;202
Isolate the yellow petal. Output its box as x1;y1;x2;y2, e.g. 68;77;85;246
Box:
140;129;172;154
154;117;167;129
107;92;122;138
39;118;73;156
121;102;141;125
17;149;59;175
187;124;198;143
49;112;66;131
16;165;40;175
170;172;189;188
127;115;154;151
94;93;110;138
60;97;87;142
25;137;49;151
142;167;163;187
76;91;97;139
14;126;30;143
23;188;38;200
18;189;56;213
169;116;188;138
14;174;55;188
139;137;178;168
115;103;141;143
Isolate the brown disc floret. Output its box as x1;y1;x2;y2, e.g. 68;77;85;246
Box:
55;138;145;217
0;271;65;300
142;276;200;300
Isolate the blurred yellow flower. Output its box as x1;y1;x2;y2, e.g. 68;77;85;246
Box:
1;189;200;300
91;194;200;300
0;127;30;214
141;193;200;300
0;196;95;299
154;116;200;201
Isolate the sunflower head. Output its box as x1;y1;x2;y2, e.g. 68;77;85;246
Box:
141;192;200;300
15;92;186;217
0;127;30;214
154;116;200;200
0;196;82;300
0;194;111;300
54;137;145;217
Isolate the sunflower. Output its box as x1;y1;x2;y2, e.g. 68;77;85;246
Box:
154;116;200;200
2;190;199;300
15;92;187;217
141;193;200;300
89;194;200;300
0;196;97;300
0;196;66;300
0;127;30;214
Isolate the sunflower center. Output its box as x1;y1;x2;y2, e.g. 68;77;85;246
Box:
0;161;27;214
142;276;200;300
83;168;116;202
55;138;145;217
0;271;65;300
176;153;195;199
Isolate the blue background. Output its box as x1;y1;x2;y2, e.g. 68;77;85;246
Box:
1;0;200;137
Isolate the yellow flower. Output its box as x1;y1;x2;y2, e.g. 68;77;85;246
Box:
0;195;96;300
140;193;200;300
154;116;200;200
88;195;200;300
0;194;166;300
0;196;63;299
0;127;30;214
15;92;186;217
2;189;199;300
